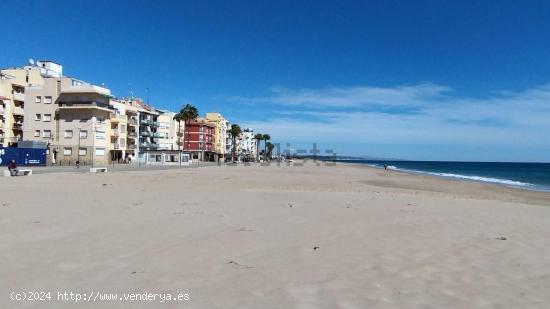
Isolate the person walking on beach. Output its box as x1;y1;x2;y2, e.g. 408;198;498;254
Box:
7;160;18;176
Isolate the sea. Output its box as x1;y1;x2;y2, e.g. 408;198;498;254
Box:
332;160;550;192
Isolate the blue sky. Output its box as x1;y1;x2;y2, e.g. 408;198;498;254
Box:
3;0;550;161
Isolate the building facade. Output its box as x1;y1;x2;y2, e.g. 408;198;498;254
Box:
157;111;183;151
110;98;140;161
237;128;258;162
205;112;228;160
184;118;215;161
23;70;114;165
0;63;46;147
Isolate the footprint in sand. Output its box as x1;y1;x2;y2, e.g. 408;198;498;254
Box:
227;260;254;269
236;227;254;232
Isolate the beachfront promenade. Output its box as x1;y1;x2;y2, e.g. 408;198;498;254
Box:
18;162;221;175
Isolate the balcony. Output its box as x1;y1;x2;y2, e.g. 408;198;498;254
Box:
128;131;137;138
152;132;161;138
13;122;23;130
62;83;111;96
140;131;151;137
13;92;25;102
110;114;126;123
150;121;160;127
128;118;138;126
12;106;24;116
111;143;120;150
111;129;120;137
128;144;136;150
140;119;152;125
58;101;114;112
139;142;159;149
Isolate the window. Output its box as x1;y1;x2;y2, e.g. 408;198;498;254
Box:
64;130;73;138
120;124;126;133
80;130;88;139
120;138;126;147
35;114;41;121
63;147;72;156
34;130;40;137
78;148;87;156
43;130;51;138
35;96;41;103
44;96;52;104
95;131;105;139
43;114;51;122
95;148;105;156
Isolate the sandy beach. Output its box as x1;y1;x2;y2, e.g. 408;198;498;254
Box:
2;162;550;308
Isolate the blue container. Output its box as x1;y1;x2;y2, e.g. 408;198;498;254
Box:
0;147;47;166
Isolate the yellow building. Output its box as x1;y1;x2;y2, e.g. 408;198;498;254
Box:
205;112;228;159
0;64;45;146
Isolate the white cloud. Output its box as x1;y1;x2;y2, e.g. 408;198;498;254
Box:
234;83;550;160
250;83;452;108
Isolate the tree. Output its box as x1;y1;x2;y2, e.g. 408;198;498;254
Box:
178;104;199;151
173;112;185;150
254;133;263;162
228;124;242;162
262;134;271;161
266;142;275;161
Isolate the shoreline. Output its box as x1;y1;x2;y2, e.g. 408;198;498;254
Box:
328;159;550;194
334;161;550;206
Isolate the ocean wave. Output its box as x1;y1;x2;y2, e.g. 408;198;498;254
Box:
389;167;532;187
363;161;546;191
423;172;531;186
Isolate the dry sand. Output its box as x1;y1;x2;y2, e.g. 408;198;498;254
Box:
1;162;550;308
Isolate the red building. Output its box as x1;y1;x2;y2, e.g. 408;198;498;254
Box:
184;118;216;161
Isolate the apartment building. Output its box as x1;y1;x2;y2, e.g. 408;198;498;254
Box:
205;112;229;161
157;111;183;151
237;128;258;162
184;118;216;161
110;98;140;161
136;100;161;155
224;120;233;161
0;62;46;146
23;63;114;165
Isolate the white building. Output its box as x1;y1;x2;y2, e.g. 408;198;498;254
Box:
237;128;257;161
157;110;181;151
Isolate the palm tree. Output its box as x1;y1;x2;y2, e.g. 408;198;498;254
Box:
254;133;263;162
173;112;185;150
178;104;199;151
262;134;271;161
228;124;242;162
266;142;275;161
